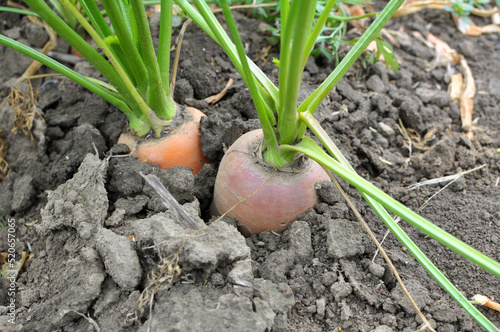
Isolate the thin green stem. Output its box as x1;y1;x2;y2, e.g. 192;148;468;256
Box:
0;6;39;17
0;34;149;135
101;0;149;96
280;0;289;39
130;0;175;120
302;0;337;69
79;0;137;82
159;0;173;90
219;0;285;167
277;1;317;147
62;0;164;135
330;12;378;21
24;0;145;121
176;0;278;104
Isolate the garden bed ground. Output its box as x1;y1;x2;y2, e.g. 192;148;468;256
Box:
0;3;499;332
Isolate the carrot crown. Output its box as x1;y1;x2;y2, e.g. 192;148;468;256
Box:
177;0;403;167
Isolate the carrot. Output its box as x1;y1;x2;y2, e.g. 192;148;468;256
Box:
118;106;209;175
211;129;330;236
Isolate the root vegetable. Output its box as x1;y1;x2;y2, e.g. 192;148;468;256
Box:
118;106;209;175
211;129;330;236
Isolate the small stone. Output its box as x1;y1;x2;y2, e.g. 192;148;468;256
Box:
321;271;338;287
378;122;395;137
416;88;435;103
210;273;225;287
316;298;326;317
105;208;126;227
368;262;386;278
399;98;424;132
349;110;369;130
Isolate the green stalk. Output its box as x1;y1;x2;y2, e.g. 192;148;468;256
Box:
130;0;175;120
330;12;378;21
48;0;77;29
302;0;337;69
280;137;500;278
0;34;149;135
280;0;289;38
277;1;317;147
101;0;149;96
159;0;173;90
219;0;285;167
299;112;498;331
0;6;39;17
79;0;137;83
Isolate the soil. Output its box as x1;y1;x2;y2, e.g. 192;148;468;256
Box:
1;3;499;332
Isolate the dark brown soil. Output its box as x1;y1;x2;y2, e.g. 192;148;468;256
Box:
0;3;499;332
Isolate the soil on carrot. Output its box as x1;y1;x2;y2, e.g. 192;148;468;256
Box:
1;5;499;332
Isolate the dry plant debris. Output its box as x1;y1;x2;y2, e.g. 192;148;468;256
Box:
421;33;476;138
0;2;56;176
135;255;182;322
205;78;234;105
471;295;500;312
396;118;437;151
0;130;9;180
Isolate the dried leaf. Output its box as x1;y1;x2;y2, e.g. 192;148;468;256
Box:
459;58;475;138
448;73;463;102
425;33;461;67
454;16;500;35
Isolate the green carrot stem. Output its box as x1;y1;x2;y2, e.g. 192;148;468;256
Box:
277;1;317;146
302;0;337;69
101;0;149;96
130;0;175;120
219;0;285;167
